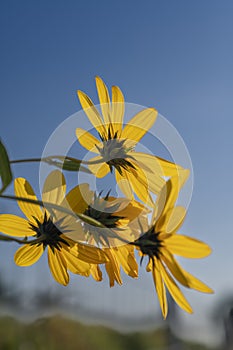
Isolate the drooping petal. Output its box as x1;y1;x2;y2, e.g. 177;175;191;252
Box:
159;260;193;314
88;157;110;178
75;128;100;153
113;245;138;278
90;264;103;282
47;246;69;286
164;234;212;259
122;108;158;147
61;246;90;276
151;258;168;319
161;249;213;293
14;244;44;266
104;249;122;287
111;85;124;133
95;76;111;125
125;166;154;207
77;90;106;137
115;169;134;200
42;170;66;206
132;156;166;197
75;243;108;264
0;214;34;237
14;178;43;224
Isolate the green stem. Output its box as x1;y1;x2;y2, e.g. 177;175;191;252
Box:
10;155;104;166
0;195;131;246
0;233;46;245
0;194;106;228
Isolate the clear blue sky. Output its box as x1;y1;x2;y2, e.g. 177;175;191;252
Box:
0;0;233;346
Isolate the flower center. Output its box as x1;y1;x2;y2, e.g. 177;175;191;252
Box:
29;213;69;251
83;192;124;246
98;128;135;175
134;227;162;263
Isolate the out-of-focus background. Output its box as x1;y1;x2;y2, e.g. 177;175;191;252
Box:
0;1;233;349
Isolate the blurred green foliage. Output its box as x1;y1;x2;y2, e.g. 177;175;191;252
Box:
0;316;213;350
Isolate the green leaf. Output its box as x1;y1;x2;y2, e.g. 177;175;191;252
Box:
0;139;13;194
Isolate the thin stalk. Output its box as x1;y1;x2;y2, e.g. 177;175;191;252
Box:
0;194;105;228
10;155;104;166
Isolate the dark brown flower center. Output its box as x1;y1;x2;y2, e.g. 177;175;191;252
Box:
134;226;163;264
83;191;125;246
98;128;135;175
29;213;69;251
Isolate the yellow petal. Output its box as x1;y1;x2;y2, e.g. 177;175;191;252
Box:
132;155;166;196
161;250;213;293
64;183;93;214
47;246;69;286
125;166;154;207
159;260;193;314
152;258;168;319
95;76;111;125
76;243;108;264
165;206;186;233
111;85;124;133
155;177;183;231
14;178;43;224
104;249;122;287
165;234;212;258
14;244;44;266
161;249;188;284
115;169;134;200
0;214;34;237
90;264;103;281
122;108;157;147
155;157;187;178
61;246;90;276
113;245;138;278
158;206;186;234
75;128;101;153
42;170;66;206
115;198;149;229
77;90;106;137
88;157;110;178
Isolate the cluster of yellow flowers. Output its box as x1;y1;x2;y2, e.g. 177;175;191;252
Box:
0;77;213;319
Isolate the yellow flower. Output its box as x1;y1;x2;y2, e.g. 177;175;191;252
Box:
65;184;148;286
76;77;187;207
133;176;213;318
0;170;107;286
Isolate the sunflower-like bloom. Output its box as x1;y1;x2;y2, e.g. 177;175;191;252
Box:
133;176;213;318
0;170;107;286
76;77;186;206
64;183;148;286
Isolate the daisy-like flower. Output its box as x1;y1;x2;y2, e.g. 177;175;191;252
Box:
64;184;148;286
133;176;213;318
0;170;107;286
76;77;187;206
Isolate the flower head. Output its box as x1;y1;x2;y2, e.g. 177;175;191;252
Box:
76;77;187;206
0;170;107;286
65;184;148;286
133;176;213;318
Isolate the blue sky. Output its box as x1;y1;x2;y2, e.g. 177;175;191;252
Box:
1;0;233;346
